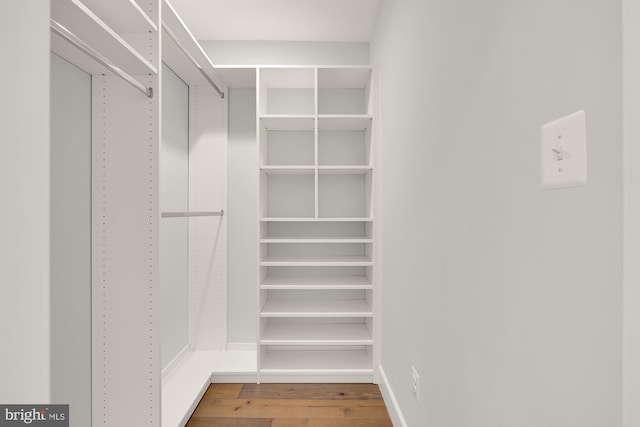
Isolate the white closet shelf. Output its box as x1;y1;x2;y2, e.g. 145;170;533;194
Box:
260;298;373;317
260;115;316;131
261;217;373;222
260;350;373;373
260;256;373;267
261;236;372;244
81;0;156;33
161;0;226;92
51;0;158;76
261;323;372;345
317;115;372;131
318;166;373;175
261;276;372;290
260;166;315;175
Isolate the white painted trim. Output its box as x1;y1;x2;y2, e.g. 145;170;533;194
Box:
371;60;383;386
211;373;259;383
623;1;640;426
378;365;408;427
226;342;258;351
161;350;224;427
162;345;190;380
214;64;373;69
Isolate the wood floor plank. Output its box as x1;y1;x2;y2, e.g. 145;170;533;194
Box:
201;384;244;399
239;383;383;400
185;383;393;427
271;419;393;427
186;418;272;427
192;399;389;419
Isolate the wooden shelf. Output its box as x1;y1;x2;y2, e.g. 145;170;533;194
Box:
51;0;157;76
261;298;372;317
261;236;372;244
261;323;372;345
260;115;315;131
261;217;373;222
260;350;372;373
261;276;372;290
82;0;156;33
261;256;373;267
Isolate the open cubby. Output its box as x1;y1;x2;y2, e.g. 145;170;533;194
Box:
260;319;373;345
318;68;371;115
262;221;371;240
318;172;372;218
318;130;369;166
262;130;314;166
259;348;373;373
259;68;315;116
262;172;315;218
265;242;370;259
261;289;373;317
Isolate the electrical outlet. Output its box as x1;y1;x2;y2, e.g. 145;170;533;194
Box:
411;366;420;403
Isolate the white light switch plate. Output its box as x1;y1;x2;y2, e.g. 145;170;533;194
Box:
541;110;587;189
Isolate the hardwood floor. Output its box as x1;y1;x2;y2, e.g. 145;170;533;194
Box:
185;383;393;427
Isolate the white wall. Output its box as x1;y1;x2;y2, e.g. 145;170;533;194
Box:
0;0;51;403
50;53;92;426
201;41;369;65
160;64;190;368
623;1;640;426
371;1;622;426
227;88;258;345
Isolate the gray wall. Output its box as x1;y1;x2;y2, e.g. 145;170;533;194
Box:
371;0;622;426
227;88;258;344
160;63;190;367
623;3;640;426
50;53;92;426
0;0;51;403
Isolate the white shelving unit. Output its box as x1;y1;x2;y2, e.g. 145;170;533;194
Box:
257;66;374;382
50;0;163;425
50;0;232;424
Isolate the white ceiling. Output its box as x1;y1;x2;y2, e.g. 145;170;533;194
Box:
168;0;382;42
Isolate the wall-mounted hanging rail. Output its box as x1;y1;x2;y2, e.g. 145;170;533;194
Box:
161;21;225;99
50;18;154;98
161;210;224;218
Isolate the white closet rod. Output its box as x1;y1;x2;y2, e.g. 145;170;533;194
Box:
161;21;225;99
161;210;224;218
50;19;154;98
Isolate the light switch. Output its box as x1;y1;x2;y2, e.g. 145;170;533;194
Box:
541;110;587;189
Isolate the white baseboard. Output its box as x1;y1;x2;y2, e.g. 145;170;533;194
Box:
161;351;225;427
226;342;257;351
378;365;408;427
162;345;190;380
